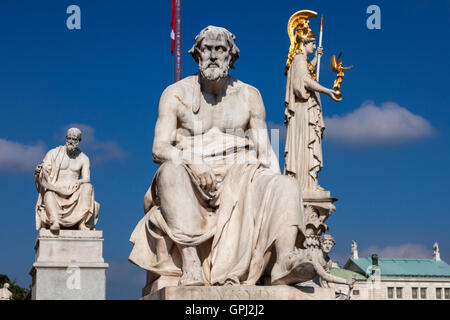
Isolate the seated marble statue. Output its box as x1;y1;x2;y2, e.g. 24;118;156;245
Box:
129;26;309;288
35;128;99;231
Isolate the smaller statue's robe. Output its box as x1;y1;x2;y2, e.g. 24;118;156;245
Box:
35;146;99;230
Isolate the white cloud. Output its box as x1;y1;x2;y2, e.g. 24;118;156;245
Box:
361;243;431;259
330;243;433;266
0;124;125;173
62;124;126;164
0;139;46;173
324;102;436;144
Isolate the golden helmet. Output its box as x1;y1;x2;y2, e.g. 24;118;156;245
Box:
285;10;318;73
287;10;317;53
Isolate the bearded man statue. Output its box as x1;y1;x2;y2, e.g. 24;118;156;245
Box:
129;26;311;293
34;128;99;231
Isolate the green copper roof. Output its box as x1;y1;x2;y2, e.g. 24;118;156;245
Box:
348;258;450;278
331;267;367;281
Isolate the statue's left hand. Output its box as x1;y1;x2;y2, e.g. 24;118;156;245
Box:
35;164;42;176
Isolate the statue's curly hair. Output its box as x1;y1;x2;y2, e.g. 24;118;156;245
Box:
320;234;336;245
66;127;82;141
188;26;240;69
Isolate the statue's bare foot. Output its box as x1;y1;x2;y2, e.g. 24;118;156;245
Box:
78;222;90;231
178;265;204;286
50;222;60;231
224;277;240;286
271;251;316;285
178;245;204;286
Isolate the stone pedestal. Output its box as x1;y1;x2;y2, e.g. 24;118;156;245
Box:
29;229;109;300
143;285;335;300
303;190;337;235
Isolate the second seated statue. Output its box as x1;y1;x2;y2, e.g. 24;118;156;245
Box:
34;128;100;231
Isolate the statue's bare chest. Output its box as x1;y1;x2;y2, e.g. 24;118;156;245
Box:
60;154;83;172
177;91;250;134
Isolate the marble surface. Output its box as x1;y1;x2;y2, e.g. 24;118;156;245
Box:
144;285;336;300
30;229;108;300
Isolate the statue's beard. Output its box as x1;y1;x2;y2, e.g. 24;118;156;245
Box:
66;144;78;154
199;63;229;81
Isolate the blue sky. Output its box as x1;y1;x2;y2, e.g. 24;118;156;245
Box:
0;0;449;299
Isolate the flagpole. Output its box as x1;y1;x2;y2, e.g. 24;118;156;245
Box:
174;0;182;82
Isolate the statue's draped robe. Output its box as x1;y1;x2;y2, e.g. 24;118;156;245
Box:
284;53;324;192
129;129;305;286
35;146;99;230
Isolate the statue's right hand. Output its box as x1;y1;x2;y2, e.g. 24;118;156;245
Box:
188;163;216;192
35;164;42;176
327;89;342;102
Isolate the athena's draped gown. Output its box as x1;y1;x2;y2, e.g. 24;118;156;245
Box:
284;53;324;193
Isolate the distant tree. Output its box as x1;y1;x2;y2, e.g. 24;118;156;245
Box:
0;274;30;300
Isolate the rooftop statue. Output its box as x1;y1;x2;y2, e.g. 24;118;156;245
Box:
34;128;100;231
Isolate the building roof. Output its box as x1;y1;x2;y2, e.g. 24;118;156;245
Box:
345;257;450;278
331;267;367;281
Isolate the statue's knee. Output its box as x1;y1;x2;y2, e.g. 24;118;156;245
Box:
80;183;93;195
43;191;56;205
158;161;188;184
278;176;302;198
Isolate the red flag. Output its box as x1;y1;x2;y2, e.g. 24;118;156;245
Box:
171;0;175;55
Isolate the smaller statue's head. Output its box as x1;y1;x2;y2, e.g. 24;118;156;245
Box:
66;127;82;153
189;26;240;81
320;234;336;254
3;283;10;289
301;38;316;55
